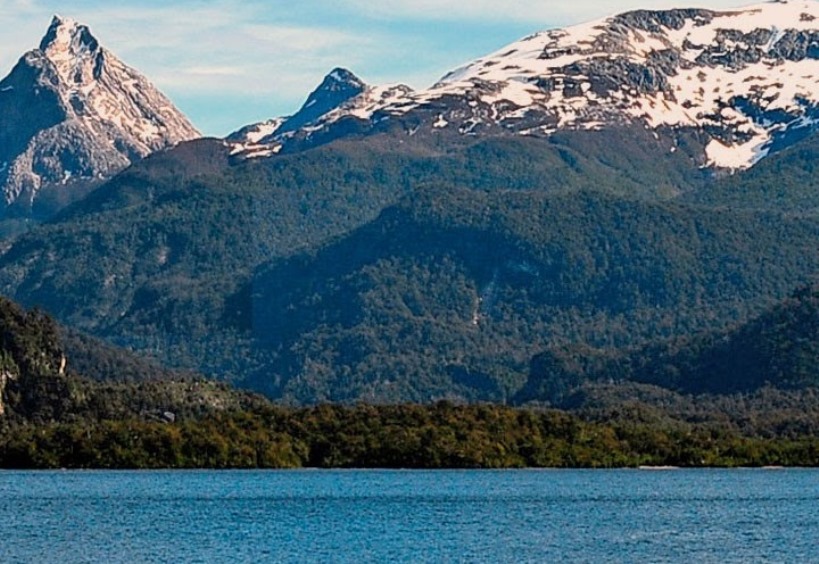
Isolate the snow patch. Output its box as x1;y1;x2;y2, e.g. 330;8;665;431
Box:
242;119;285;144
481;80;536;107
242;146;282;159
706;136;769;169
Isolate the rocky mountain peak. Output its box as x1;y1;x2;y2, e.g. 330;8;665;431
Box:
229;69;415;158
276;67;367;136
38;15;103;87
323;67;366;90
40;15;97;54
229;67;382;155
0;16;200;215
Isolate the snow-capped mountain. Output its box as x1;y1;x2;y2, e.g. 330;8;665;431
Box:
0;15;200;212
232;0;819;170
229;67;413;158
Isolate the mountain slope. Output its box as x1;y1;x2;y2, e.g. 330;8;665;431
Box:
516;283;819;405
232;1;819;172
629;283;819;393
3;124;819;402
683;129;819;212
0;15;199;215
228;68;412;158
0;130;716;364
0;294;206;424
241;185;819;403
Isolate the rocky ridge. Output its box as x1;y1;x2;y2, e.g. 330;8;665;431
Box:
231;1;819;170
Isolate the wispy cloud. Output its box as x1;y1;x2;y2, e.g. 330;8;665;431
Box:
0;0;37;10
185;66;245;78
337;0;746;24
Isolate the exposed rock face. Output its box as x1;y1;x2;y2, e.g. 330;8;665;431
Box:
0;370;13;416
609;8;716;32
277;68;366;135
230;1;819;170
227;68;368;147
0;16;200;214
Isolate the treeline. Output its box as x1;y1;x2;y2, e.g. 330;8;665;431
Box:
2;403;818;469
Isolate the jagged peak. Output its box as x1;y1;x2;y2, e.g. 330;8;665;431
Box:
0;14;201;211
324;67;366;90
49;14;77;28
39;14;100;58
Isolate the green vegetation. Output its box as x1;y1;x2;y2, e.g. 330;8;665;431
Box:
1;128;819;405
684;132;819;213
3;402;819;470
0;129;719;394
245;185;819;402
1;295;818;469
517;284;819;404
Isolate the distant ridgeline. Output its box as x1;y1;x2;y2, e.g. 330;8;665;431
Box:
517;283;819;405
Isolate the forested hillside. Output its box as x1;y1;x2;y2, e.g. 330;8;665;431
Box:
517;284;819;406
244;185;819;402
684;132;819;213
0;295;244;425
0;125;818;404
0;130;712;385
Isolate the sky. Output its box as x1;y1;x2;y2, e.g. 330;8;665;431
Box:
1;0;756;136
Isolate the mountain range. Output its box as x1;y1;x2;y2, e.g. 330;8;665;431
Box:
230;1;819;171
7;2;819;213
1;2;819;408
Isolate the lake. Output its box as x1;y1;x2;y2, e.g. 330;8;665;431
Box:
0;469;817;562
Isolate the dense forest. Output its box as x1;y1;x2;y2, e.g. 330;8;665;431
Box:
1;296;818;469
517;284;819;402
5;402;819;470
243;185;819;402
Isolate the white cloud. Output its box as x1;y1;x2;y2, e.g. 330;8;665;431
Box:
0;0;36;10
338;0;750;25
185;66;245;77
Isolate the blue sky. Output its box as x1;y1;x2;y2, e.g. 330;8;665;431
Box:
2;0;750;135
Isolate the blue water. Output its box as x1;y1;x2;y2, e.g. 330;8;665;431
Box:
0;469;817;563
